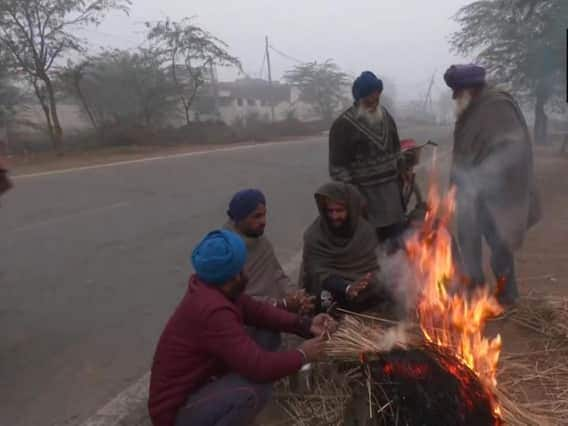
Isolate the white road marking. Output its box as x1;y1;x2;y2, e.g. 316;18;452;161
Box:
13;139;322;180
79;251;304;426
10;202;129;233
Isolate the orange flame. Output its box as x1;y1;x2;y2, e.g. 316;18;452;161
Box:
405;181;503;418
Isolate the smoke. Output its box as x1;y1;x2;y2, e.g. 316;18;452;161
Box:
451;128;533;253
378;242;421;320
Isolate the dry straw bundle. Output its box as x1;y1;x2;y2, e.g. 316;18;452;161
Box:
278;297;568;426
496;293;568;425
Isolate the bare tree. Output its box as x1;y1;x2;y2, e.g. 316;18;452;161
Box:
146;18;241;126
57;59;98;130
0;48;22;152
0;0;130;152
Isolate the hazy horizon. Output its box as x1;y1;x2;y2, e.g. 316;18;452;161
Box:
81;0;473;102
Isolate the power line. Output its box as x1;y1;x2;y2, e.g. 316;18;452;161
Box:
268;43;305;65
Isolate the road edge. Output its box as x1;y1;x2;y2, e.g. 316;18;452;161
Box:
79;251;303;426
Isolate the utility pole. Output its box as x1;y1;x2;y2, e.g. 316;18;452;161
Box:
265;36;275;122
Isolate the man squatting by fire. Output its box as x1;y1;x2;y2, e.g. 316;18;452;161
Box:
444;64;541;307
148;229;337;426
301;182;394;315
223;189;315;350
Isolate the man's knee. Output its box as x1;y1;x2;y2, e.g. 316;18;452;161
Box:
176;378;272;426
232;382;273;411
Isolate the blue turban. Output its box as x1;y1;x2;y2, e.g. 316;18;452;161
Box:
352;71;383;102
443;64;486;91
191;230;247;285
227;189;266;222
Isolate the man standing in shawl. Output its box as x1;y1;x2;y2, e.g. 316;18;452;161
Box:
224;189;315;349
444;64;541;307
329;71;405;245
302;182;391;314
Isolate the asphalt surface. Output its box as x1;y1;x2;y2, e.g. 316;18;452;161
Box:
0;127;452;426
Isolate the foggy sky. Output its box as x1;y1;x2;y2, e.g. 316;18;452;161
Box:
85;0;473;101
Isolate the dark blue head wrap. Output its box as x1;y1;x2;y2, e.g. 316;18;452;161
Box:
352;71;383;102
227;189;266;222
191;230;247;285
443;64;486;91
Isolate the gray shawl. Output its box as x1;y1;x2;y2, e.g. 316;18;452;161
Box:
451;87;541;250
302;182;380;297
224;222;290;302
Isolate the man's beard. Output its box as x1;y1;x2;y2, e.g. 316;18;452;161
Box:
243;228;264;238
327;217;351;237
454;91;472;118
356;104;384;126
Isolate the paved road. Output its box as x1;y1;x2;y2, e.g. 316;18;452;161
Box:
0;128;452;426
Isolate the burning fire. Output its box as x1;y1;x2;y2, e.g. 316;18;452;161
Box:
405;181;503;418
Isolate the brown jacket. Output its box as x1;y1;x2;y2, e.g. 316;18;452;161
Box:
451;87;541;250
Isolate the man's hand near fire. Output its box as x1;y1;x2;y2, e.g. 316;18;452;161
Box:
281;289;315;314
297;314;337;363
310;313;337;336
346;272;372;300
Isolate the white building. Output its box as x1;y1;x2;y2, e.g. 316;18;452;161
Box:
191;78;317;125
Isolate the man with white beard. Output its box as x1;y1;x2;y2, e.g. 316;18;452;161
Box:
444;64;541;307
329;71;405;248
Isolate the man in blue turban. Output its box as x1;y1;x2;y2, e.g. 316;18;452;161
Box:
329;71;406;248
149;229;337;426
224;189;315;350
444;63;541;307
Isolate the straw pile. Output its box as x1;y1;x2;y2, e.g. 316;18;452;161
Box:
496;293;568;425
275;364;356;426
277;296;568;426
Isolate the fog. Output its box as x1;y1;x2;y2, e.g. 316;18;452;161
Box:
85;0;471;101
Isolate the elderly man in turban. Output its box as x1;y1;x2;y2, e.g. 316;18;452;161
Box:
329;71;406;247
149;230;336;426
444;64;541;307
224;189;315;350
301;182;394;315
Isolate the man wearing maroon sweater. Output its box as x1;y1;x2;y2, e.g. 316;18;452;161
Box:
149;229;336;426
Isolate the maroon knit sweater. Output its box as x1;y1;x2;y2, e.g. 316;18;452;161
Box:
148;275;307;426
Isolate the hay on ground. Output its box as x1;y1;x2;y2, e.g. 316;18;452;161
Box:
278;299;568;426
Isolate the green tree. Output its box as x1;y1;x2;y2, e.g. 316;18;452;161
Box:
146;18;241;126
451;0;567;144
59;48;178;130
0;0;130;152
284;60;350;123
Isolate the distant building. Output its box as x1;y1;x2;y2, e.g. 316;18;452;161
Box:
190;77;316;124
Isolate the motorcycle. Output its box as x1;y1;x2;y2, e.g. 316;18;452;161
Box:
399;138;438;225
